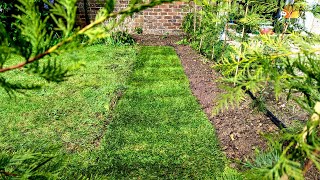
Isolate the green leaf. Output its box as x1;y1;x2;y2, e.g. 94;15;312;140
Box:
105;0;115;14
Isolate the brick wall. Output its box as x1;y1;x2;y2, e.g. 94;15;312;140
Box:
76;0;192;34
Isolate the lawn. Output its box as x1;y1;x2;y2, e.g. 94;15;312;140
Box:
0;45;137;178
1;45;230;178
98;46;226;178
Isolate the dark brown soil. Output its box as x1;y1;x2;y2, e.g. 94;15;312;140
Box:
133;34;319;178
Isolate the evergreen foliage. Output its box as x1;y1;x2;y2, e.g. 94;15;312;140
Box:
183;0;320;178
0;0;177;95
215;33;320;179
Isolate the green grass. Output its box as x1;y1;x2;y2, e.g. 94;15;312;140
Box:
97;46;226;178
1;45;229;179
0;45;137;178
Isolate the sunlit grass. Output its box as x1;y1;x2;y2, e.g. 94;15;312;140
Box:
0;45;136;155
1;46;230;178
98;46;226;178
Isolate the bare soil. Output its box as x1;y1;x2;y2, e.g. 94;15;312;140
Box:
133;34;319;178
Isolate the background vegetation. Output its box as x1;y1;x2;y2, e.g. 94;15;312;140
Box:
182;0;320;178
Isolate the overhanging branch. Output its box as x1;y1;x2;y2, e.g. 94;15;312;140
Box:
0;0;177;73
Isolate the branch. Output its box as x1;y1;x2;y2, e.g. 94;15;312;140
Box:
303;150;319;175
215;46;320;69
0;0;176;73
0;170;18;177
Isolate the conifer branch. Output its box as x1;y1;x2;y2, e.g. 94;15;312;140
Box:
0;0;177;73
0;170;18;177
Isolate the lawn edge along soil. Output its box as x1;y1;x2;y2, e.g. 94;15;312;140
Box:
100;46;227;178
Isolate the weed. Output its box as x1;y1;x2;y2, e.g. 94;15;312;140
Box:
175;38;189;45
134;27;143;34
161;32;169;39
110;31;135;45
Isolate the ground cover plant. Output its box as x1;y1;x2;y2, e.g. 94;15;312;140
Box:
0;45;137;178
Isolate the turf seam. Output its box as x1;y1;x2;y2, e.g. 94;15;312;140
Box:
92;88;125;147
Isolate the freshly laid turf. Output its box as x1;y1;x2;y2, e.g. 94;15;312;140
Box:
0;45;137;177
0;45;228;178
99;46;226;178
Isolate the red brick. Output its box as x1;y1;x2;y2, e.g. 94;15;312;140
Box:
158;4;169;8
75;0;192;35
168;12;178;15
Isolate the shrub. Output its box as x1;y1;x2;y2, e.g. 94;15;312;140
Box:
134;27;143;34
110;31;135;45
0;0;58;45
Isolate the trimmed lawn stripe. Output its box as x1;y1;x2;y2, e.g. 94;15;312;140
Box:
101;46;226;178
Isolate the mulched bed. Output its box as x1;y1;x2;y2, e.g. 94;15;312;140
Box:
133;34;319;178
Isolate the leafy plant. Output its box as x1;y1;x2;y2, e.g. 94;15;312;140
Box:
185;0;319;178
175;38;189;45
110;31;135;45
181;0;275;62
161;32;169;39
311;4;320;18
134;26;143;34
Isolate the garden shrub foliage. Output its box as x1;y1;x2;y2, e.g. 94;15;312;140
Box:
182;0;280;61
110;31;135;45
184;0;320;178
